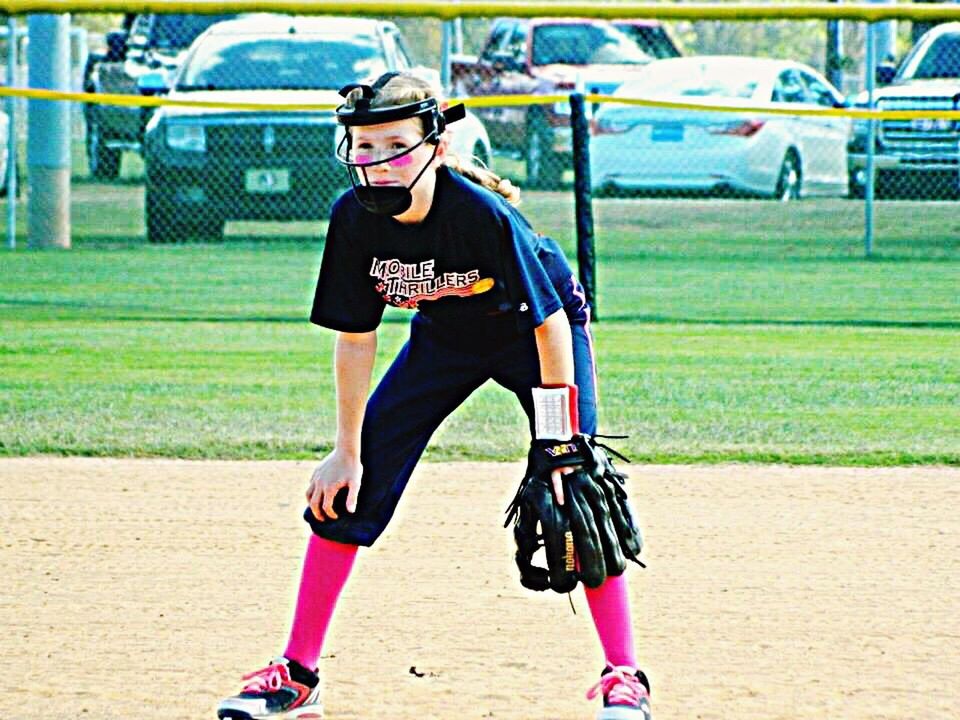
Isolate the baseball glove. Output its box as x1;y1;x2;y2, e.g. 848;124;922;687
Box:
505;434;645;594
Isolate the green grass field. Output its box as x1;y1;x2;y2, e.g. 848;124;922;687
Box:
1;183;958;464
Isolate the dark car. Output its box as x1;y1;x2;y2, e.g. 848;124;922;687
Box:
451;17;653;188
83;13;237;179
141;15;418;242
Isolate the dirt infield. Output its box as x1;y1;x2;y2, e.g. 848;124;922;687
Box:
1;459;957;720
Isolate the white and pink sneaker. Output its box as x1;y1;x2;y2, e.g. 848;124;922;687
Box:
217;656;323;719
586;664;652;720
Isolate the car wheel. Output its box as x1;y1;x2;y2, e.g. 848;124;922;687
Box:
526;117;564;190
145;184;181;244
0;160;18;198
87;121;122;181
774;151;801;201
194;214;225;243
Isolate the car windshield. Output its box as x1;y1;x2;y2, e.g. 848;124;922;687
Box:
152;14;236;49
531;23;651;66
900;33;960;79
619;61;759;98
178;35;387;90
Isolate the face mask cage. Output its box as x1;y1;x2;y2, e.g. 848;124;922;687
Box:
335;129;439;169
332;80;465;215
333;81;466;162
341;139;440;200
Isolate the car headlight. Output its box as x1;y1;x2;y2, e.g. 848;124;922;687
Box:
166;124;206;152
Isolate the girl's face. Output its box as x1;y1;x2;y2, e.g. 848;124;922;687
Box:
350;117;443;189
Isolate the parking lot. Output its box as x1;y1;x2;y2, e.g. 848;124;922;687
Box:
5;169;960;259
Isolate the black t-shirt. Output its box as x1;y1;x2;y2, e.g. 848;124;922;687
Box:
310;167;564;339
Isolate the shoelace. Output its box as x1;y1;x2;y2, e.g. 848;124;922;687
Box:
586;666;648;706
241;661;288;693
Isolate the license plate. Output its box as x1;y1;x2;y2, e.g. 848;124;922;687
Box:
651;123;684;142
245;168;290;194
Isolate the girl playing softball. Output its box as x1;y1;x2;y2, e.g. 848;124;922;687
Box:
217;71;651;720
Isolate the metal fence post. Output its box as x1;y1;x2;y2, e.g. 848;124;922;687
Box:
6;17;17;250
440;19;452;93
826;0;843;91
570;92;596;319
453;16;463;54
865;21;877;258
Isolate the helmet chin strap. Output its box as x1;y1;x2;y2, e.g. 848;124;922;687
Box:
350;143;440;217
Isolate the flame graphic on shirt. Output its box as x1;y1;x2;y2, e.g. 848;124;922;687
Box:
405;276;494;304
370;257;493;309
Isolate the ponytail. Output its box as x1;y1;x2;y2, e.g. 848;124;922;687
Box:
445;153;521;206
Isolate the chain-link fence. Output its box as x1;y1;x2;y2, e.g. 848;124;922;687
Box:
2;9;960;257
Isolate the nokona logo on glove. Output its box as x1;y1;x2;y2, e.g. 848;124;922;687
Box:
564;530;575;572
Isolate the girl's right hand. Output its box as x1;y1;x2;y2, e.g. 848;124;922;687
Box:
306;449;363;522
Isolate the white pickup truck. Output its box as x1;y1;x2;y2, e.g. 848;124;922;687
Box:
848;22;960;198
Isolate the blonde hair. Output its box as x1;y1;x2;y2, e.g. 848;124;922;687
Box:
342;72;520;205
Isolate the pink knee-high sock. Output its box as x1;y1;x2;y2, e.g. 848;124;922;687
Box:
283;534;358;671
584;572;638;668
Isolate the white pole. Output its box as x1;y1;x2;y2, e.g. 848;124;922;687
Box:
440;20;452;93
865;22;876;258
74;27;87;90
27;14;71;249
6;18;17;250
72;27;87;144
874;18;896;64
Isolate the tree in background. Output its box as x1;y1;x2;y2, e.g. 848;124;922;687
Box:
673;20;825;67
64;12;925;95
65;12;126;46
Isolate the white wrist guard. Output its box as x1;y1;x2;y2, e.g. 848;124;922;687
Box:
532;383;580;440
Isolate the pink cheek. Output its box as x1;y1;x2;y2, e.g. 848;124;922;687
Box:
354;154;374;165
388;154;415;168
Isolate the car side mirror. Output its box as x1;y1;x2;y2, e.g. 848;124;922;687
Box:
875;63;897;86
105;30;128;62
137;71;169;96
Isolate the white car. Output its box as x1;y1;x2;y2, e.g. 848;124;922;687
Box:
590;56;850;199
437;104;492;168
0;108;10;196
